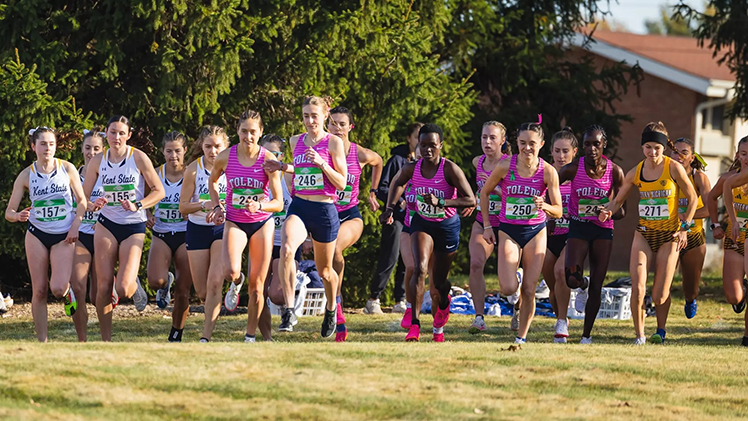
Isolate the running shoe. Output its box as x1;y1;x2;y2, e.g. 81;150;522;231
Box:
574;286;589;314
279;307;297;332
580;336;593;345
63;288;77;317
742;336;748;347
364;298;384;314
633;336;647;346
244;334;256;343
514;337;526;344
336;300;346;325
650;328;666;344
510;304;520;331
335;326;348;342
733;279;747;314
433;295;451;329
392;300;407;313
156;271;175;309
684;300;697;319
553;319;569;343
400;308;412;329
0;294;6;314
224;273;244;312
468;315;487;334
507;269;523;305
433;326;444;342
133;277;148;312
405;323;420;342
199;337;209;343
535;279;550;299
321;308;336;338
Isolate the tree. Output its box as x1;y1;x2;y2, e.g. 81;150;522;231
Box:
645;5;693;36
676;0;748;120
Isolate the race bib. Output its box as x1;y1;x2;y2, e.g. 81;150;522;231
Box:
273;211;286;231
157;203;184;223
555;206;569;230
231;188;265;210
416;195;445;219
82;210;99;225
638;198;669;221
578;198;608;219
487;194;501;216
336;185;353;206
738;211;748;233
33;199;68;222
104;184;136;205
505;196;537;220
408;209;415;226
294;167;324;191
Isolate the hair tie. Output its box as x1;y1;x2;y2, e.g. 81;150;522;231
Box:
537;114;542;125
83;129;91;135
28;128;37;136
694;152;708;169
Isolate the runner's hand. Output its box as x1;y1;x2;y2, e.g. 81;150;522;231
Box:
207;206;225;225
731;220;740;243
368;191;380;212
482;226;496;245
674;230;688;251
245;200;261;214
262;160;283;173
461;206;474;218
65;227;79;244
93;197;107;211
16;207;31;223
713;226;725;240
146;212;156;229
379;208;394;225
423;193;439;207
305;147;325;167
120;200;136;212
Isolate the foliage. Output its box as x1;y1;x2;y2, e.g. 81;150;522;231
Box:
676;0;748;120
645;5;693;36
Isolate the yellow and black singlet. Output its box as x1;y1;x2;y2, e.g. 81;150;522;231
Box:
634;156;679;252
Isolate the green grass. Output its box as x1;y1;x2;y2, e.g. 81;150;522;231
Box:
1;273;747;420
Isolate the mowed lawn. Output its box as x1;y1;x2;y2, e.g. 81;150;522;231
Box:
1;273;748;420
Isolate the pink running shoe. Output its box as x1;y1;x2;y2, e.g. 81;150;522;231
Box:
335;327;348;342
405;324;420;342
433;295;451;329
433;326;444;342
401;308;412;329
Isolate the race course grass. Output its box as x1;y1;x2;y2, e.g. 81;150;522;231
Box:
1;274;748;420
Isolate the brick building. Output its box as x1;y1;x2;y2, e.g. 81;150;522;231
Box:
572;31;748;270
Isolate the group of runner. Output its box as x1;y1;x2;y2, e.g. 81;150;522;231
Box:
7;103;748;346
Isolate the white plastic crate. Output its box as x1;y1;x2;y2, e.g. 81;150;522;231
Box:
267;288;328;317
567;287;632;320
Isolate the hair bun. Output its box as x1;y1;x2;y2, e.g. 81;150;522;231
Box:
562;126;573;132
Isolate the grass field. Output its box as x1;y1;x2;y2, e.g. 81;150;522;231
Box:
2;273;748;420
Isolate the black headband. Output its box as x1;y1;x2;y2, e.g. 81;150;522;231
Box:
641;131;668;147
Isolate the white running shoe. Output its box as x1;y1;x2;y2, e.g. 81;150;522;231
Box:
535;279;550;299
508;268;523;305
514;336;526;344
156;272;175;309
553;319;569;343
364;298;384;314
510;305;520;332
580;337;593;345
633;336;647;346
133;277;148;312
469;315;487;334
224;273;245;312
574;287;588;314
244;335;256;343
392;300;408;313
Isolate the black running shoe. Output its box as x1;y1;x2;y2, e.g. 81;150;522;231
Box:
321;308;336;338
733;279;747;314
279;308;297;332
742;336;748;347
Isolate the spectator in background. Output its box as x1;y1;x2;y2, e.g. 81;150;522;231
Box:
365;122;423;314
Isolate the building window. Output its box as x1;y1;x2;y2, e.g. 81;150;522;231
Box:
712;105;724;132
702;108;708;129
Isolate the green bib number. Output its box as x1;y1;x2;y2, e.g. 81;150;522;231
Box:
556;206;569;230
638;198;669;221
157;203;184;223
273;211;286;231
578;198;608;219
104;184;136;205
231;188;265;210
738;211;748;233
33;199;68;222
294;167;324;191
416;195;445;219
505;197;537;220
336;185;353;206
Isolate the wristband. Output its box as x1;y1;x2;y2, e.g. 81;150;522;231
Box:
710;223;719;230
437;197;446;207
680;220;694;232
213;204;223;212
483;225;493;230
370;188;377;193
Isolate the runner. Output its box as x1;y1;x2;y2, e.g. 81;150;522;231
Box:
277;95;348;338
468;121;509;334
670;137;711;319
179;125;229;342
146;131;192;342
481;120;563;344
70;129;106;341
83;115;165;341
206;110;283;342
380;123;476;342
327;106;383;342
541;127;576;343
721;135;748;346
599;121;697;345
5;126;87;342
558;125;625;344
